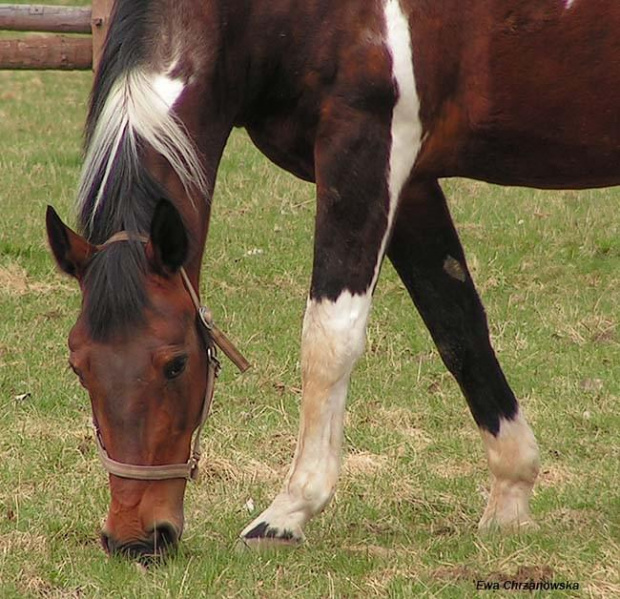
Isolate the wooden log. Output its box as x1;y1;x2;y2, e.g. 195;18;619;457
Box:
91;0;115;73
0;36;92;70
0;5;92;34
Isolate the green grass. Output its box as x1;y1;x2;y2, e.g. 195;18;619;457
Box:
1;68;619;598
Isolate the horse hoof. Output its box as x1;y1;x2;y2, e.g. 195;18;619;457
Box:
478;515;539;534
236;521;304;552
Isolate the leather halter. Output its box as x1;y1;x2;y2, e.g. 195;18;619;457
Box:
91;231;249;481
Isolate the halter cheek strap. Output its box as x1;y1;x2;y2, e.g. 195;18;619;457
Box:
91;232;249;482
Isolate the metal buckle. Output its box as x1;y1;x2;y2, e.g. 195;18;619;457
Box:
188;452;201;481
207;345;221;377
198;305;221;374
198;306;213;330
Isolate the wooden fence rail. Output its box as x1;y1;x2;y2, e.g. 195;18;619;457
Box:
0;36;92;69
0;1;114;71
0;5;91;33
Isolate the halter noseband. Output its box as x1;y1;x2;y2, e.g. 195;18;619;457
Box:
91;231;249;482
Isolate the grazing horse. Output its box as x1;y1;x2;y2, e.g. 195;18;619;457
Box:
46;0;618;557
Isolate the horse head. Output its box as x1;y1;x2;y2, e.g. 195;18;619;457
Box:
46;200;212;559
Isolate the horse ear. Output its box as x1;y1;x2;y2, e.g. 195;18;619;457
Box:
146;199;188;276
46;206;97;279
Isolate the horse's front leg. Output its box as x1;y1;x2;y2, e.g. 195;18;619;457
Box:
240;102;419;545
239;0;422;545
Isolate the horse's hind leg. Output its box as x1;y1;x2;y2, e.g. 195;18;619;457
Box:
387;179;540;531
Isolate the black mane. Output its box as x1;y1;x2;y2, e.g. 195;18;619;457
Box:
83;242;148;341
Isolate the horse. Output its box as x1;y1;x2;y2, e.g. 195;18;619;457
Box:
45;0;619;558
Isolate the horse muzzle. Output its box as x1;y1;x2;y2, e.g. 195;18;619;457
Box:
101;521;181;560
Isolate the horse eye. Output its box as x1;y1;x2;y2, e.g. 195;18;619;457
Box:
164;356;188;380
68;361;86;387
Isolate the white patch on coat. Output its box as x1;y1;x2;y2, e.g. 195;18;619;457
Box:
151;73;185;109
377;0;423;286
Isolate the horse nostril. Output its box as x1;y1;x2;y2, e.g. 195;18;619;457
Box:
100;531;113;554
151;522;179;554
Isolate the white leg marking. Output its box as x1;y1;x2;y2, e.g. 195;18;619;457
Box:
240;292;372;542
479;412;540;531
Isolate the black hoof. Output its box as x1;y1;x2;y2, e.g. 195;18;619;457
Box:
237;522;303;551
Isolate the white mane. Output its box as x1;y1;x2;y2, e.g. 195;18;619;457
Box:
77;66;208;228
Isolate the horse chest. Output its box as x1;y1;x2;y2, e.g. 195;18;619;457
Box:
245;117;317;182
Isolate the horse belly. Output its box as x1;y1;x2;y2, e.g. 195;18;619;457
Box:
457;133;620;190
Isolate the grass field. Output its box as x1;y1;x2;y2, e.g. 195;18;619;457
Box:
1;52;619;598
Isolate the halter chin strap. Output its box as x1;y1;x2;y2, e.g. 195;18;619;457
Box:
92;231;249;481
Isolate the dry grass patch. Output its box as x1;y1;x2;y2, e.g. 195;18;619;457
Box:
0;530;48;555
538;464;577;488
345;543;416;560
387;476;426;506
363;566;417;595
433;458;476;480
430;564;478;583
587;580;620;599
7;415;90;446
548;507;601;527
200;455;247;483
0;263;72;297
0;263;30;295
343;451;389;477
369;407;434;450
201;453;282;485
485;564;555;584
588;552;620;598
